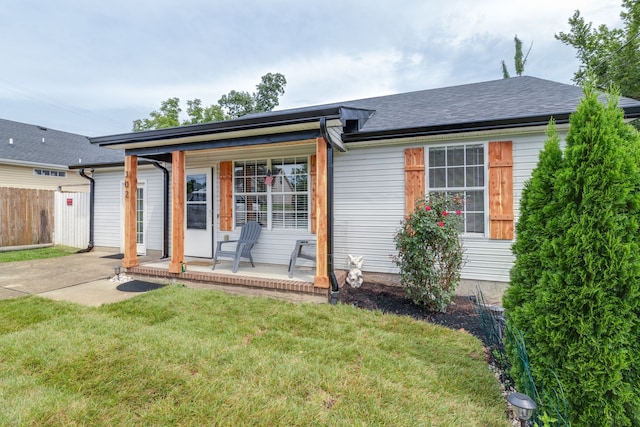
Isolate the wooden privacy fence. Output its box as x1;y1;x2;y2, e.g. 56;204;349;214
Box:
0;188;54;247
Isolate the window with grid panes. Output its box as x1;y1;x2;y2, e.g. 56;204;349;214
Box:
271;158;309;229
234;160;268;227
428;144;485;234
233;157;309;230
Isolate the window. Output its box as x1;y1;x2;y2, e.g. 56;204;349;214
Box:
428;144;485;234
34;168;66;177
136;187;144;244
234;157;309;230
186;173;207;230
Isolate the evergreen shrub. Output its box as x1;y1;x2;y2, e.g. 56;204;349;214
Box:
508;84;640;426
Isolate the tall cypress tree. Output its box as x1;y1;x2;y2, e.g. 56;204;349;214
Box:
528;84;640;426
505;120;562;327
504;120;563;389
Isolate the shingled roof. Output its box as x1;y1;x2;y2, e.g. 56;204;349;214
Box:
88;76;640;153
271;76;640;139
0;118;124;168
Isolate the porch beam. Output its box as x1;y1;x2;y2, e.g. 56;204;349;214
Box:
122;155;139;268
169;151;186;273
314;137;329;288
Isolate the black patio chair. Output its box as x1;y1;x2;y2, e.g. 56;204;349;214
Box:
212;221;262;273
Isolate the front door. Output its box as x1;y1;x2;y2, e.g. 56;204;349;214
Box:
185;168;213;258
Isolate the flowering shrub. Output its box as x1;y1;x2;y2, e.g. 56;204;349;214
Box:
393;192;464;312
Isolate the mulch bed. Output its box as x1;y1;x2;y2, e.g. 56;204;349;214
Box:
339;282;487;345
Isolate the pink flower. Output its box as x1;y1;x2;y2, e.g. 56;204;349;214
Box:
425;206;432;211
456;210;462;215
442;211;449;216
438;221;444;227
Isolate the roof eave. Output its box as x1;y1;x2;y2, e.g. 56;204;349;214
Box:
343;106;640;143
89;107;357;147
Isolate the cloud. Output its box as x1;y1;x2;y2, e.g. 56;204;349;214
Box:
0;0;627;135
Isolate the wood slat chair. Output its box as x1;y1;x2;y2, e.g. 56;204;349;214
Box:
212;221;262;273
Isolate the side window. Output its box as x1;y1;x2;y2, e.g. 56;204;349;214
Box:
428;144;485;234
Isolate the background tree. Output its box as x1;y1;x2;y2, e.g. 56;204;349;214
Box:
521;84;640;426
556;0;640;99
132;72;287;131
501;35;532;78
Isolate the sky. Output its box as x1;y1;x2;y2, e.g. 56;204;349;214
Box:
0;0;625;137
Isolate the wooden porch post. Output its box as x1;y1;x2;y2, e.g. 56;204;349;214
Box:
314;137;329;288
122;155;139;268
169;151;186;273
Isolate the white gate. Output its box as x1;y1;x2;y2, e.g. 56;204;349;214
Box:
54;192;90;248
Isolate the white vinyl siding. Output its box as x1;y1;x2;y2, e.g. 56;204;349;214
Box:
92;166;166;252
333;145;405;273
334;130;557;283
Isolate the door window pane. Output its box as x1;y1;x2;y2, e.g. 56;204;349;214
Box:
187;205;207;230
186;173;207;230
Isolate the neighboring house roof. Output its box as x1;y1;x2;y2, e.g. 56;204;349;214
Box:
90;76;640;155
0;118;124;169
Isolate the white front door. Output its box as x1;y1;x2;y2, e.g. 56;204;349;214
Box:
185;168;213;258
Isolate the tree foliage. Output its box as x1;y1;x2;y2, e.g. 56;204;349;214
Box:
556;0;640;99
132;73;287;131
504;119;563;338
501;35;532;78
508;83;640;426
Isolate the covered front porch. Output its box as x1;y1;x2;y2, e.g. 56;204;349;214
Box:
89;107;373;301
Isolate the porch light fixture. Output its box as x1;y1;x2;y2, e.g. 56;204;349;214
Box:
507;392;537;427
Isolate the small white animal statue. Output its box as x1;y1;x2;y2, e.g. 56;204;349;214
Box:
346;255;364;288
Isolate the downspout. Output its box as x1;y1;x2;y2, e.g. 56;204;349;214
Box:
320;118;340;304
152;162;170;259
77;168;95;253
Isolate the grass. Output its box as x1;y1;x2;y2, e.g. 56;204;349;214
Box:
0;245;78;263
0;286;509;426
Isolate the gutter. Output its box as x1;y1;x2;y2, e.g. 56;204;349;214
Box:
152;162;170;259
77;169;95;253
320;117;341;304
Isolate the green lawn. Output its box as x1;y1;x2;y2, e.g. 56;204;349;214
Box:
0;245;77;263
0;286;509;426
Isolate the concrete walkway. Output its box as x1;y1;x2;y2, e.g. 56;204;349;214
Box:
0;249;327;306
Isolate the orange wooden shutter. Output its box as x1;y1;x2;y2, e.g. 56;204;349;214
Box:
219;161;233;231
310;154;317;234
404;147;425;215
488;141;514;240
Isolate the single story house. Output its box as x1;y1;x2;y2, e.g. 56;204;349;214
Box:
85;76;640;300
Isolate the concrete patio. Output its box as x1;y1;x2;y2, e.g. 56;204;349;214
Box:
0;249;328;306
